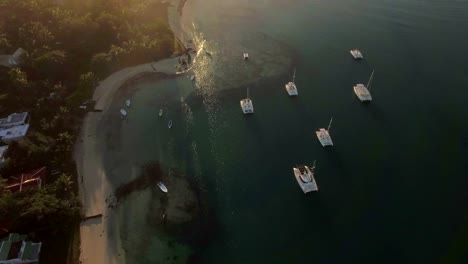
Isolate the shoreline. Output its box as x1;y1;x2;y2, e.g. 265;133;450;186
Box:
75;0;191;263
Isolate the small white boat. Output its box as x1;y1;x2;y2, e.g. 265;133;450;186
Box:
120;108;127;116
354;70;374;102
180;97;184;103
125;99;131;107
190;75;195;81
316;117;334;147
350;49;364;59
243;53;249;60
159;109;163;117
240;88;254;114
293;161;318;193
157;182;168;193
168;120;173;128
285;68;298;96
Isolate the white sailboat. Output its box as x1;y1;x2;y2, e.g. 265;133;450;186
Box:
240;88;254;114
125;99;131;107
293;160;318;193
168;120;173;128
316;117;334;147
350;49;364;59
158;109;163;117
157;182;168;193
285;68;298;96
354;70;374;102
120;108;127;116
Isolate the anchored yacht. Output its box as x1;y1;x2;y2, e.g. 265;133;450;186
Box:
293;161;318;193
354;70;374;102
125;99;131;107
350;49;363;59
120;108;127;116
168;120;173;128
157;182;168;193
240;88;254;114
243;53;249;60
316;117;334;147
158;109;163;117
285;68;298;96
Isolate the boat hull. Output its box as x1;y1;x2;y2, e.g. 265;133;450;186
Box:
293;167;318;193
350;50;363;59
353;85;372;102
316;129;333;147
285;82;298;96
240;99;254;114
157;182;168;193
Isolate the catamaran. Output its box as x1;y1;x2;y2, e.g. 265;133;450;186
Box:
158;109;163;117
350;49;363;59
240;88;254;114
243;53;249;60
285;68;298;96
120;108;127;116
157;182;168;193
293;161;318;193
125;99;131;107
316;117;334;147
354;70;374;102
168;120;173;128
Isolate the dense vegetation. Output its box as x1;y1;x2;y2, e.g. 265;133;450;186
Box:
0;0;176;262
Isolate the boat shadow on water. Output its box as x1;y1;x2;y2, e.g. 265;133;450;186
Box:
322;148;351;182
361;103;386;123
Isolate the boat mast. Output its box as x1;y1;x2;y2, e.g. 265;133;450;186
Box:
367;70;375;91
247;87;250;99
292;68;296;83
327;117;333;131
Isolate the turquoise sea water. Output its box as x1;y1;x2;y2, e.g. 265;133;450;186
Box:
104;0;468;263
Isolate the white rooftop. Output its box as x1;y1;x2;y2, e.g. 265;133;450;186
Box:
0;124;29;143
0;112;29;128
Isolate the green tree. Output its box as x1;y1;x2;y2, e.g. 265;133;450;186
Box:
18;21;55;51
32;50;67;80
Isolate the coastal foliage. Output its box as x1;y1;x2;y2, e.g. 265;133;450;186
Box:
0;0;175;262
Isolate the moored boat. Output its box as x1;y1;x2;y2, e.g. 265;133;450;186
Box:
350;49;364;59
354;70;374;102
240;88;254;114
157;182;168;193
316;117;334;147
293;161;318;193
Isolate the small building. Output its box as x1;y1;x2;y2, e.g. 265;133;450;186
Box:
0;233;41;264
0;124;29;144
0;113;30;129
7;48;26;67
0;113;30;144
5;167;46;193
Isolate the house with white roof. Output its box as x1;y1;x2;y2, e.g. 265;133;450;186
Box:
0;112;30;144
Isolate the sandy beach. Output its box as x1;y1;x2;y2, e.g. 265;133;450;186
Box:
75;1;190;263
